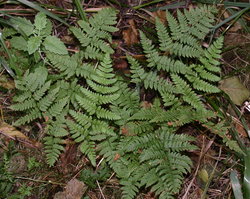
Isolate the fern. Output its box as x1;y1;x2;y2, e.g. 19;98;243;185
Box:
10;67;72;164
8;6;236;199
44;136;65;166
202;120;244;154
70;8;118;60
99;6;226;199
100;128;197;198
66;54;120;166
46;52;96;79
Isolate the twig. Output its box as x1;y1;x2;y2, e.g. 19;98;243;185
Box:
15;176;66;186
96;157;104;168
96;180;106;199
233;50;250;66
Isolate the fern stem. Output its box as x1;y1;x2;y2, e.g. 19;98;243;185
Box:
74;0;87;22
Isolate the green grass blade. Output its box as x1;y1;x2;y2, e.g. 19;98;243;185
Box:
73;0;87;21
104;0;122;7
213;7;250;32
243;149;250;198
16;0;69;26
149;1;186;11
0;31;18;77
133;0;164;10
228;8;250;32
194;0;250;8
0;57;16;78
0;15;29;39
230;170;244;199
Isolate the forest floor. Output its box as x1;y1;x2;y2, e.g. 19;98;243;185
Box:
0;0;250;199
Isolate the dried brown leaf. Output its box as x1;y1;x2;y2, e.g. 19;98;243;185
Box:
219;76;250;105
122;19;139;46
0;121;42;148
152;10;166;23
114;59;128;70
0;76;15;89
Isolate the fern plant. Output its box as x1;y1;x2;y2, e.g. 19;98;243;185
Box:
99;6;231;199
6;6;241;199
9;66;71;165
9;8;119;166
70;8;118;60
66;54;120;167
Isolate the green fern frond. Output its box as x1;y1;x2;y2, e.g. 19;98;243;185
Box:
25;67;48;92
82;45;104;60
120;178;140;199
13;91;32;102
44;136;65;166
155;18;172;52
95;106;121;120
80;140;96;166
189;76;221;93
88;8;118;32
200;37;223;72
76;63;96;79
75;94;97;115
86;79;119;94
47;97;69;117
139;31;190;74
129;106;163;121
47;120;69;137
203;121;243;154
160;92;180;107
121;121;154;135
176;10;201;48
33;81;51;101
112;81;140;111
38;87;60;112
119;129;196;198
98;137;119;163
127;56;145;84
79;87;119;104
171;74;204;110
150;106;193;125
144;71;175;93
9;6;226;198
70;8;118;59
166;12;202;58
184;6;216;39
69;110;92;128
193;65;220;82
74;54;121;121
10;98;36;111
13;108;42;126
91;73;117;85
66;119;88;142
46;52;78;79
